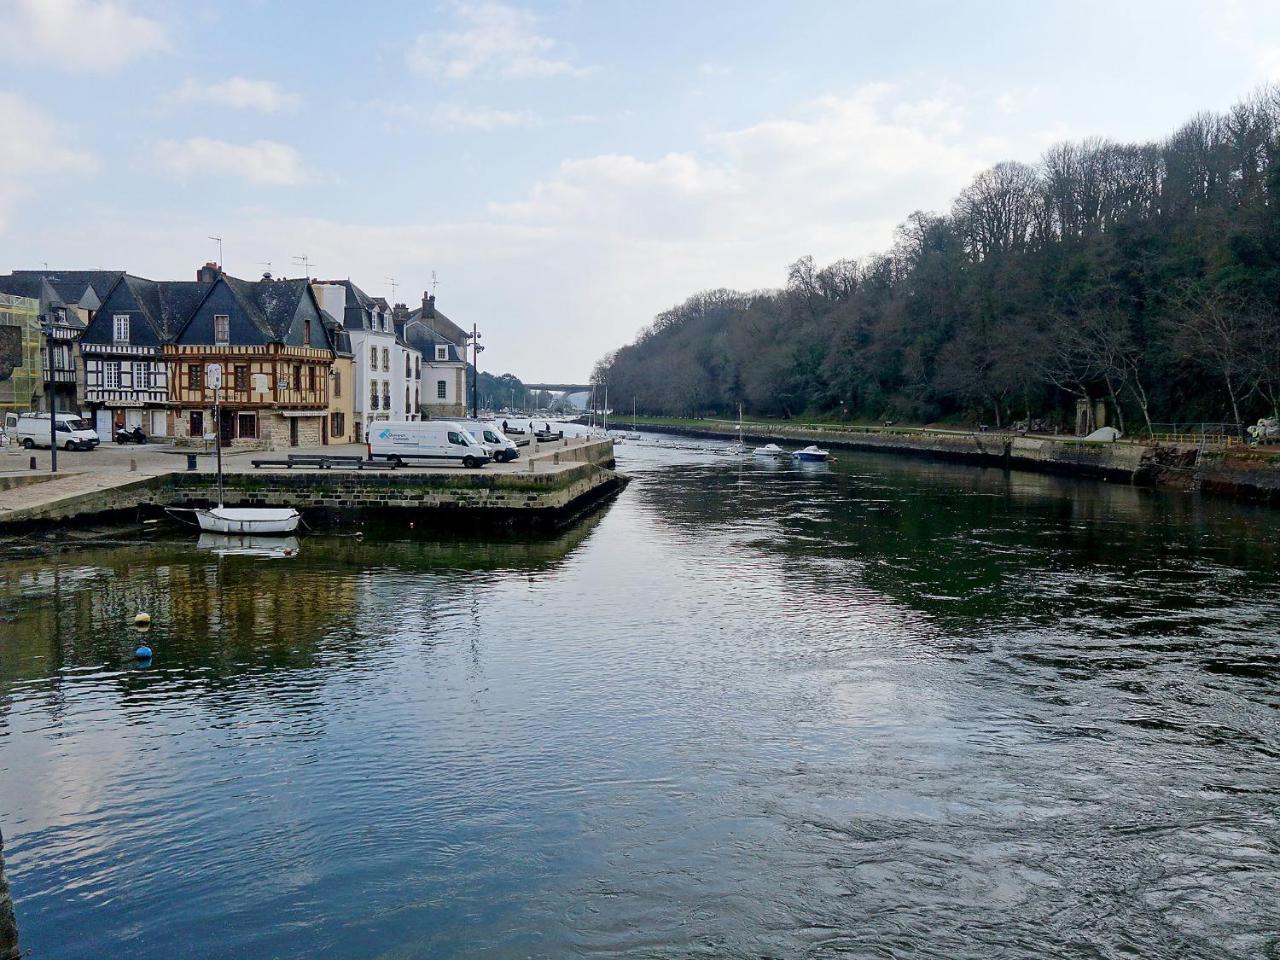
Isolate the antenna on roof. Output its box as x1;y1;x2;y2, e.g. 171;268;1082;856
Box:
208;236;223;268
291;254;313;279
385;276;398;303
431;270;439;295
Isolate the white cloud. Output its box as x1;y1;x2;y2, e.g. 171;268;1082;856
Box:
171;77;301;113
153;138;311;186
433;103;541;130
0;0;167;72
0;92;96;232
407;1;589;80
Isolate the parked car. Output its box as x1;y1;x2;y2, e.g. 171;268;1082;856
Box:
457;420;520;462
6;412;100;451
366;420;491;468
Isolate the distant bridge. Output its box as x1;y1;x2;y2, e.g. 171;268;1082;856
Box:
523;383;591;394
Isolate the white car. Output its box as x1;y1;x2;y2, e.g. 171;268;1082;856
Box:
7;412;100;451
366;420;492;468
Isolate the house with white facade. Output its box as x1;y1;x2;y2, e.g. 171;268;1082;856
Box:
396;291;469;418
312;280;422;441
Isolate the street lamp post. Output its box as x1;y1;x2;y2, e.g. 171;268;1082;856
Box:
468;324;484;419
41;316;57;474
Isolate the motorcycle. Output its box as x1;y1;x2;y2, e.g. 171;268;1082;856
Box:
114;426;148;444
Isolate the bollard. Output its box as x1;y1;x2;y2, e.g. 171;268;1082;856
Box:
129;458;137;472
186;453;198;471
0;827;19;960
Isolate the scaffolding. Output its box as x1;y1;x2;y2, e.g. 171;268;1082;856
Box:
0;293;40;412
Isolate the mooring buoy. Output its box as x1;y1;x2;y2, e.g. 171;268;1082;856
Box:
134;612;151;627
134;645;153;659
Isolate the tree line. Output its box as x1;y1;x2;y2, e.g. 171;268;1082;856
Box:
596;86;1280;436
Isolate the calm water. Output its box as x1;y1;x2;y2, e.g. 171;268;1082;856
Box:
2;437;1278;959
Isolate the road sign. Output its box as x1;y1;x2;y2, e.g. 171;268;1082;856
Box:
206;363;222;390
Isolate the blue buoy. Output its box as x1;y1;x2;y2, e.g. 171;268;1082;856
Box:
134;645;153;659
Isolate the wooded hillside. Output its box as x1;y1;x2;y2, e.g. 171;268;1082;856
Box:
598;86;1280;435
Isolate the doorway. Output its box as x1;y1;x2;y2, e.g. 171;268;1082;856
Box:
289;417;299;447
219;408;235;445
321;416;328;445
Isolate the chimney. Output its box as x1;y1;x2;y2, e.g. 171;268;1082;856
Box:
197;261;221;283
422;291;435;319
392;302;410;325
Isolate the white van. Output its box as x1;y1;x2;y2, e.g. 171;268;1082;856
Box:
458;420;519;462
367;420;492;468
7;412;100;451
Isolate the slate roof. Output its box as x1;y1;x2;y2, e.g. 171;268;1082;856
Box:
320;308;352;357
398;316;466;362
14;269;125;300
222;276;313;341
403;303;467;347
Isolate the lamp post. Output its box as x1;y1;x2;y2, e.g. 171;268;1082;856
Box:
468;324;484;419
41;315;57;474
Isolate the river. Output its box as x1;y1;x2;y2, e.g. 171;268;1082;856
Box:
1;436;1278;958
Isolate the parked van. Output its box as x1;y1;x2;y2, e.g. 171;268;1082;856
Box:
458;420;520;462
6;412;100;451
367;420;491;468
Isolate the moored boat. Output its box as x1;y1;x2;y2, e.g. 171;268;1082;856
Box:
793;444;830;462
194;506;301;534
753;443;790;459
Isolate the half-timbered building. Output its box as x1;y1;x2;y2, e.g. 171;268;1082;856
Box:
167;273;336;447
78;274;197;438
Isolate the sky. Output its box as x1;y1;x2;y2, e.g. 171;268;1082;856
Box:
1;0;1279;381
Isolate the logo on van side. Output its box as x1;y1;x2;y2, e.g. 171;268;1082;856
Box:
378;429;392;440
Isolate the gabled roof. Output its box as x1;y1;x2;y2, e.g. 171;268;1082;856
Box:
399;316;466;362
404;303;467;347
222;276;312;341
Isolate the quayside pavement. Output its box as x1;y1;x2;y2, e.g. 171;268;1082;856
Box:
0;435;618;527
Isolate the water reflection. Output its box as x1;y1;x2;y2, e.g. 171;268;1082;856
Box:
1;438;1278;959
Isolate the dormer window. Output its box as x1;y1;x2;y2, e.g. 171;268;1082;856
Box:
303;317;311;347
435;346;448;361
213;314;230;346
112;314;130;344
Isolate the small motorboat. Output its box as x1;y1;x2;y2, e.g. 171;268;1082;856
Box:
193;506;300;534
793;444;830;462
753;443;790;459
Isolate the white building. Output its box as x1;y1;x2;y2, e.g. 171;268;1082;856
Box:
397;291;469;418
312;280;422;441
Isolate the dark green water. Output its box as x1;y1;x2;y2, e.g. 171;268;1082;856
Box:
1;437;1278;958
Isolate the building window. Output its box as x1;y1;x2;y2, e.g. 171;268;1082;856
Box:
237;413;258;438
234;364;249;391
435;346;448;361
293;364;302;391
370;345;378;370
331;412;344;437
405;353;411;378
333;368;341;397
132;361;146;388
213;314;230;345
190;411;204;436
308;366;317;392
112;314;130;344
381;347;389;370
382;382;391;410
105;361;121;389
405;386;410;413
188;363;203;391
370;383;379;410
303;317;311;347
437;379;447;399
414;388;419;412
415;356;421;379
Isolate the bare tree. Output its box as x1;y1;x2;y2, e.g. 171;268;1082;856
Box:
1166;286;1261;437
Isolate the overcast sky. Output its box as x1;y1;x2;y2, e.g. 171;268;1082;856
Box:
2;0;1278;380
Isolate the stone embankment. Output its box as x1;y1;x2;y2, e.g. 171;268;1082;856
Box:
0;437;623;530
644;420;1280;502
